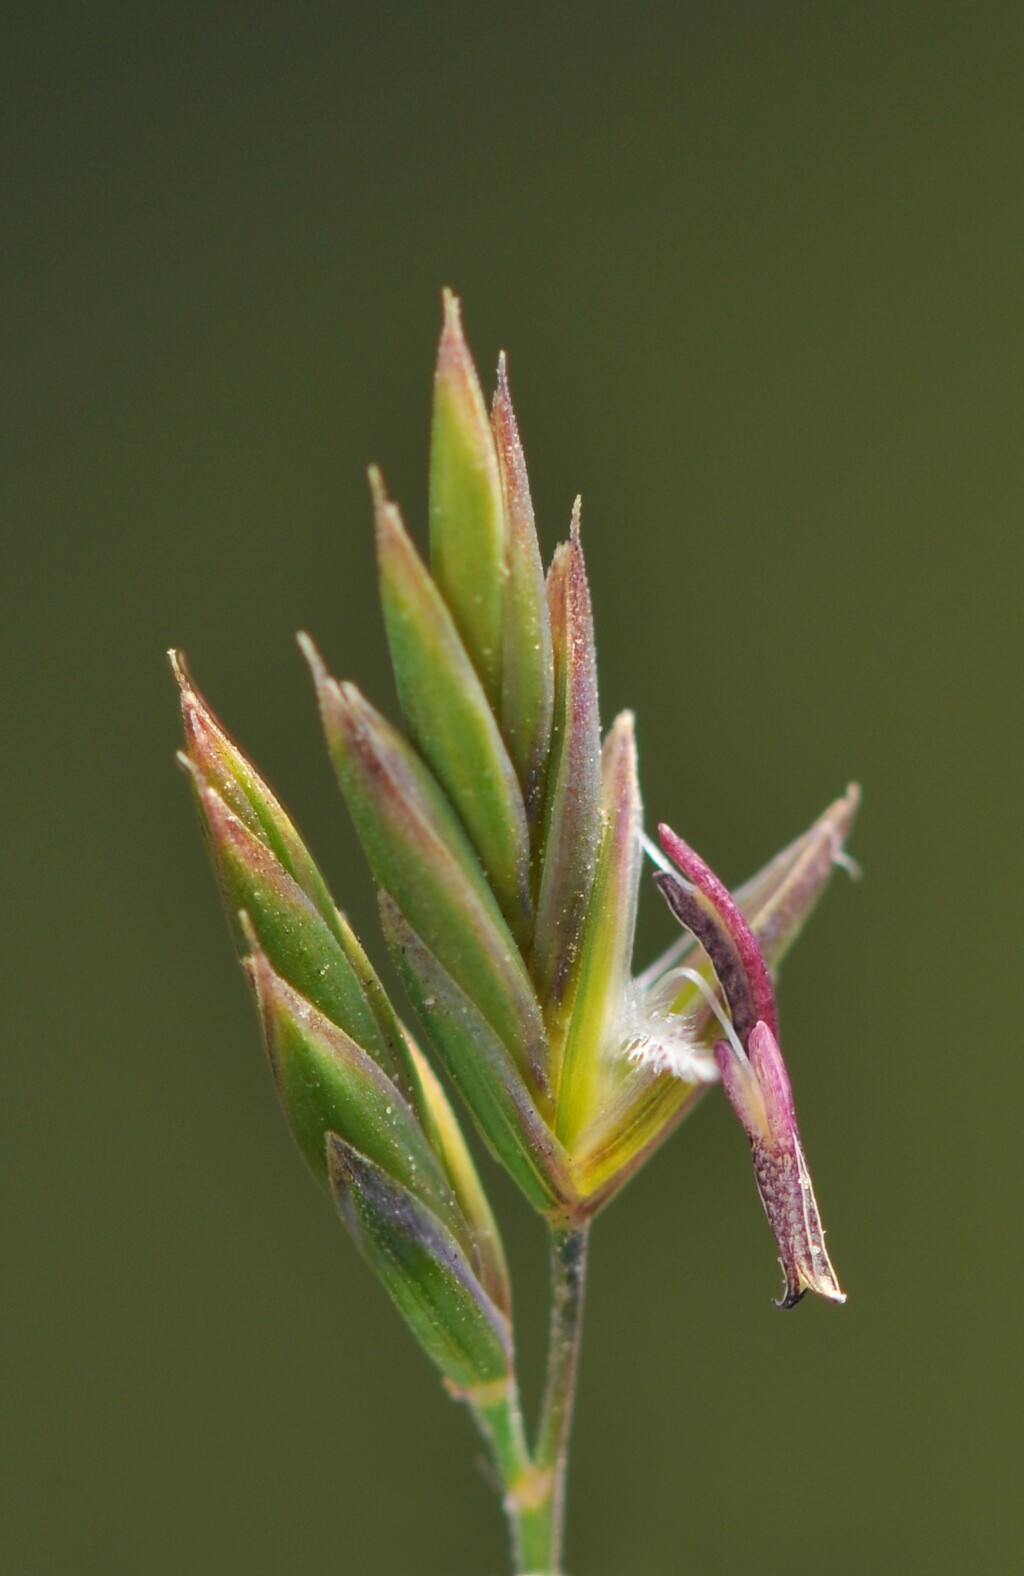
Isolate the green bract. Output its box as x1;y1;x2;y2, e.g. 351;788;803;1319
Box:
429;290;506;706
328;1136;512;1392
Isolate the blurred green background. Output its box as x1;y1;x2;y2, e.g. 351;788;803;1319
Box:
4;4;1019;1572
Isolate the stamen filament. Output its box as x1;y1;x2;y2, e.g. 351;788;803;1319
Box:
640;830;673;873
653;965;751;1071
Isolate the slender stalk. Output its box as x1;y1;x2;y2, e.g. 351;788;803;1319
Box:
506;1221;591;1575
470;1376;533;1497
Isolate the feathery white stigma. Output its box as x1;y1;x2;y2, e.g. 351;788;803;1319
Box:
621;970;721;1084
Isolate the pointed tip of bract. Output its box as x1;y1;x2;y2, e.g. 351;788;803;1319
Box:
168;646;200;724
601;712;639;799
296;630;328;690
438;287;467;365
367;463;387;512
491;355;533;534
607;708;636;743
325;1128;357;1190
241;926;271;985
167;647;191;691
243;939;282;1078
193;774;231;834
491;351;513;431
236;907;260;956
169;649;228;774
831;781;861;836
492;351;518;440
819;782;863;881
546;499;589;610
547;537;571;588
429;288;505;704
320;673;371;758
836;782;862;858
168;651;208;742
369;470;408;559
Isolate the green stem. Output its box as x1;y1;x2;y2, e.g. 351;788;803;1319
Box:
468;1222;590;1573
512;1221;591;1574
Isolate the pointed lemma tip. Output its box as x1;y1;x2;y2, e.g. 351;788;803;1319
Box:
607;707;637;747
325;1129;357;1188
366;463;387;510
241;923;270;1000
828;781;862;835
495;348;509;399
174;747;198;781
296;629;327;689
167;654;218;756
821;780;863;878
369;478;408;556
440;286;465;345
246;940;300;1040
237;907;260;957
194;778;238;843
167;647;192;693
570;495;582;541
492;353;520;448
